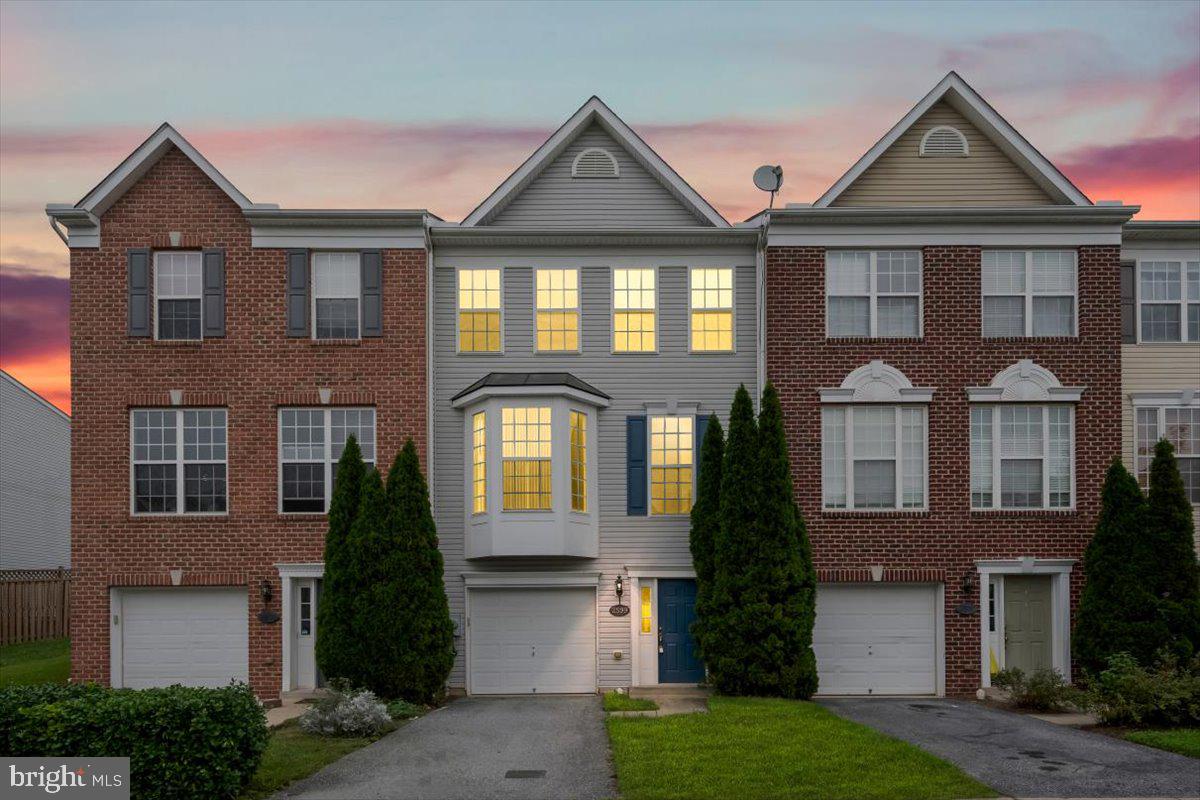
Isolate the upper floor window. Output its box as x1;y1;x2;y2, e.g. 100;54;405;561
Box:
535;268;580;352
570;410;588;512
312;253;361;340
1136;405;1199;503
612;268;656;352
689;267;734;352
155;252;203;340
982;250;1076;338
826;251;921;338
650;415;693;514
971;405;1073;509
822;406;926;510
279;407;375;513
1138;260;1200;342
131;408;226;514
501;406;552;510
458;268;502;352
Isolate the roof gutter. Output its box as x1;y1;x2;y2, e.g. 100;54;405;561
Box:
768;206;1141;226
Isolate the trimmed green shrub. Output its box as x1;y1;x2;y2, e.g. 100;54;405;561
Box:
1074;459;1165;674
0;682;107;754
2;683;267;800
1086;652;1200;726
299;682;393;737
689;413;724;665
386;698;426;720
1145;439;1200;662
992;667;1078;711
316;435;367;684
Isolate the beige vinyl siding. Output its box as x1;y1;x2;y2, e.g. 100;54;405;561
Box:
832;102;1057;207
1121;344;1200;551
488;124;707;228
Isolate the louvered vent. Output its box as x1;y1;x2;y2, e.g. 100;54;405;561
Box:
919;126;969;157
571;148;619;178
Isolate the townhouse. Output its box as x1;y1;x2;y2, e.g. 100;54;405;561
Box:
46;72;1191;702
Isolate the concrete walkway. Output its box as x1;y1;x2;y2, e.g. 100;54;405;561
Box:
607;685;711;717
820;697;1200;798
273;696;615;800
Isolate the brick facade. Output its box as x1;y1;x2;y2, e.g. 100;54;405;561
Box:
69;146;426;702
765;245;1121;695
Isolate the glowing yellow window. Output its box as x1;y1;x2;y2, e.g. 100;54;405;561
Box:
690;267;734;351
458;269;501;352
471;411;487;514
613;268;656;352
570;410;587;512
501;406;552;510
535;268;579;351
640;585;652;634
650;415;693;515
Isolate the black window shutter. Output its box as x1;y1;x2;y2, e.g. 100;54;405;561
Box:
127;248;151;337
360;250;383;337
627;415;647;516
1120;261;1136;344
695;414;709;479
286;249;309;337
202;248;226;337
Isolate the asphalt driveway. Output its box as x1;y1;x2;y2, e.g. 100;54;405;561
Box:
274;696;615;800
820;697;1200;798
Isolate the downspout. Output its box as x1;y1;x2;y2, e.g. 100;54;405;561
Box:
424;218;435;504
755;211;769;405
49;215;70;246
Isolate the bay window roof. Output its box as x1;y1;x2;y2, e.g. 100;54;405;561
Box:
451;372;610;408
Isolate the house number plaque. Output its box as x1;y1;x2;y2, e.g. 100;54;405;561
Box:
609;604;630;617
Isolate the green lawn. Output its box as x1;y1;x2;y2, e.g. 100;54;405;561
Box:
604;691;659;712
0;638;70;687
1124;728;1200;759
607;696;996;800
239;720;376;800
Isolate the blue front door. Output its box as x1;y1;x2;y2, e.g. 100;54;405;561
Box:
658;579;704;683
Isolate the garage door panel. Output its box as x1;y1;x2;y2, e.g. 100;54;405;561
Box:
118;588;248;689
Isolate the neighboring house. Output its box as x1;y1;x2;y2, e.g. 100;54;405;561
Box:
1119;221;1200;551
48;71;1184;702
0;370;70;571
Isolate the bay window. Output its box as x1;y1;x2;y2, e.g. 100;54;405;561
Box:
501;406;552;510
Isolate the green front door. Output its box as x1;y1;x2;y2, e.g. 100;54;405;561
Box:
1003;575;1052;673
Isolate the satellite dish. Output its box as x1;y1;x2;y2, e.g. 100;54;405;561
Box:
753;165;783;192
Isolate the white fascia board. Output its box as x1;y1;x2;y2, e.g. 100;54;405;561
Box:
275;562;325;579
247;209;429;249
432;227;755;250
813;72;1091;208
462;571;602;587
450;384;612;410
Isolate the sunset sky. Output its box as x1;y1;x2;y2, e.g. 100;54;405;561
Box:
2;0;1198;413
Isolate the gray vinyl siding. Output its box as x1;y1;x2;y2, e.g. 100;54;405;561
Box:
488;124;708;228
0;372;70;570
431;249;757;688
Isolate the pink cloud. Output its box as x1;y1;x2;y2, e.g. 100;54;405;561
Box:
1058;132;1200;189
0;270;69;411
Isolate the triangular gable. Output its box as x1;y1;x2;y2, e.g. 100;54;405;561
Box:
815;72;1090;208
462;97;728;227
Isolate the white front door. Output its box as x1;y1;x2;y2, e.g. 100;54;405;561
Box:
292;578;319;689
813;584;938;696
468;587;596;694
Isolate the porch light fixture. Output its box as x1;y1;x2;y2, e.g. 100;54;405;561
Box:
960;572;976;596
260;579;273;605
614;575;624;602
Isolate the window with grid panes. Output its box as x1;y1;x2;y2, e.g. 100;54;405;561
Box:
279;408;375;513
312;253;361;339
535;268;580;351
650;416;693;514
1136;406;1200;503
131;408;227;513
613;268;656;352
501;407;552;510
154;252;203;340
821;406;926;509
982;250;1076;337
1138;261;1200;342
689;268;733;351
825;251;921;338
458;269;502;352
970;405;1073;509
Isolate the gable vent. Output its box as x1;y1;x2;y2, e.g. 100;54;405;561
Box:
571;148;619;178
919;125;969;158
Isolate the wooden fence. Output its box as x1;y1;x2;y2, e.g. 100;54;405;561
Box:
0;569;71;645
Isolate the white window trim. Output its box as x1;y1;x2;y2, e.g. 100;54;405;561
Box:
1134;257;1200;344
825;250;924;339
821;405;929;512
919;125;970;157
153;251;204;342
1134;400;1200;505
977;559;1074;688
647;411;698;517
455;267;505;355
969;404;1076;511
129;407;228;516
533;267;582;354
277;407;375;515
610;265;660;354
687;266;736;354
981;249;1078;338
311;252;362;341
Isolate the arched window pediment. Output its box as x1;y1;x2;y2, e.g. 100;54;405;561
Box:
819;360;933;403
967;359;1084;402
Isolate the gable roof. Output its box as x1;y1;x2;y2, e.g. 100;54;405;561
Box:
814;72;1091;208
462;97;728;228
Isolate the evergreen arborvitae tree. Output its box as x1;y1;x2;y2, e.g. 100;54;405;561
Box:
384;439;456;703
1145;439;1200;662
1073;459;1165;673
315;435;366;683
338;466;391;692
689;414;724;665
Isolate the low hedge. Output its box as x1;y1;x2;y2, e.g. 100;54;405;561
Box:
1;682;268;800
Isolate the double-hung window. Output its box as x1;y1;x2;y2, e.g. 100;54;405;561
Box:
970;405;1073;509
471;411;487;514
501;406;552;510
535;268;580;352
279;408;375;513
612;268;656;352
570;410;588;512
650;415;693;514
1138;260;1200;342
131;408;227;514
1136;405;1200;503
312;253;361;339
458;268;502;352
822;406;926;509
154;252;203;340
826;251;921;338
689;268;734;352
982;250;1077;337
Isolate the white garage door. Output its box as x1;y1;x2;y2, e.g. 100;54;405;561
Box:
469;588;596;694
115;588;248;689
813;584;937;696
